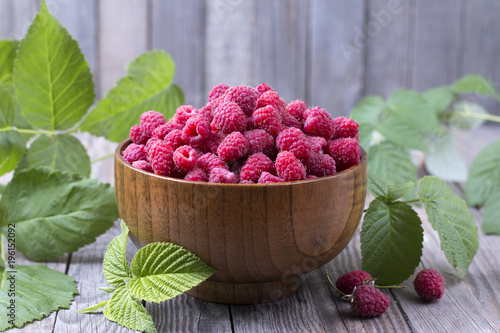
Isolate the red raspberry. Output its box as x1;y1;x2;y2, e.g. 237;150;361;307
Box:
240;179;255;184
240;153;276;183
256;90;282;111
203;131;226;154
145;138;162;155
184;167;208;182
276;128;312;161
333;116;359;139
223;85;258;116
132;160;153;173
217;132;249;163
335;270;372;295
197;153;228;175
258;172;284;184
303;107;335;140
173;145;198;174
175;105;197;125
413;269;445;302
243;129;276;157
211;101;246;134
148;141;176;177
306;175;318;179
352;285;390;318
209;167;238;183
275;151;306;181
256;83;272;97
327;138;360;172
196;103;214;122
151;124;170;140
245;116;254;131
164;129;186;151
139;110;166;137
130;125;149;145
279;108;301;128
252;105;283;137
286;100;307;120
208;83;229;101
182;114;210;148
165;116;185;132
305;153;336;177
122;143;148;163
307;136;327;154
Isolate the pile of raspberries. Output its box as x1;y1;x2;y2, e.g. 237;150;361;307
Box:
121;83;360;183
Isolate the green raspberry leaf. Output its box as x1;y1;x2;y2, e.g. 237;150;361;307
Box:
422;86;455;114
0;85;15;127
0;40;18;88
80;50;184;142
465;140;500;206
368;172;415;203
417;176;479;275
361;198;423;285
481;190;500;235
104;285;157;333
425;130;468;183
453;74;500;101
77;300;108;314
367;141;417;186
0;264;78;331
376;115;428;151
448;101;488;131
0;167;118;261
349;95;385;149
103;221;132;288
129;243;216;303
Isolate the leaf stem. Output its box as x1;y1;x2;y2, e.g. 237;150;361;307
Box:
91;152;114;164
0;126;56;136
453;111;500;123
401;198;421;204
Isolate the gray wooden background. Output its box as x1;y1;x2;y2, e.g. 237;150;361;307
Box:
1;0;499;116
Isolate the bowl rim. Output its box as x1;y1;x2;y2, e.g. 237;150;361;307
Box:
115;139;367;187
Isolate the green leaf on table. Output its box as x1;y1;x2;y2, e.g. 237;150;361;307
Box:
0;40;18;88
448;101;488;131
80;50;184;142
349;95;385;149
0;167;118;261
361;199;423;285
0;264;78;331
453;74;500;101
103;221;132;288
78;300;108;314
103;285;157;333
376;115;428;151
481;190;500;235
368;173;415;203
465;140;500;206
13;0;95;131
417;176;479;276
422;86;455;114
21;134;91;177
367;141;417;186
425;130;468;183
129;242;216;303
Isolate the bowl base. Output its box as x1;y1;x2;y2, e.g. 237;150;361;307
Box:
186;278;301;304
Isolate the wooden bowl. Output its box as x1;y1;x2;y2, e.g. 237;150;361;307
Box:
115;140;367;304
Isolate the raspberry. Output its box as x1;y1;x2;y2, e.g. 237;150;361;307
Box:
182;114;210;148
208;83;229;101
140;110;166;137
184;167;208;182
173;145;198;174
276;128;312;161
307;136;327;154
145;138;162;155
197;153;228;175
303;107;335;140
122;143;148;163
352;285;390;318
217;132;249;163
203;131;226;154
286;100;307;120
279;108;301;128
165;116;185;132
256;83;272;97
335;270;372;295
327;138;360;172
223;85;258;116
413;269;445;302
333;116;359;139
252;105;283;137
305;153;336;177
245;116;254;131
275;151;306;181
164;129;186;151
148;141;176;177
130;125;149;145
211;101;246;134
256;90;282;111
306;175;318;179
258;172;284;184
240;153;276;183
243;129;276;157
132;160;153;173
196;103;214;122
175;105;197;125
151;124;170;140
209;167;238;183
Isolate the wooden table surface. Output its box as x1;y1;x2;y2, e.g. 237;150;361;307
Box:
9;124;500;333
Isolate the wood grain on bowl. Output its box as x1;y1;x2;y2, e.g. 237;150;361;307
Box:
115;140;367;304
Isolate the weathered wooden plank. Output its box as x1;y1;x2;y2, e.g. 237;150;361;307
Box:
0;0;38;40
151;0;206;108
365;0;413;96
253;0;308;103
309;0;365;117
205;0;255;90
